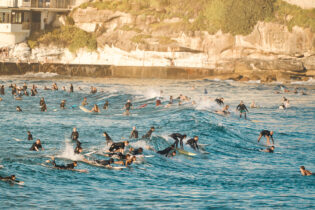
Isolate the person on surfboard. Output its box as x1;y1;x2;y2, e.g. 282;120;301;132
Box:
157;145;175;157
236;101;248;119
48;157;78;170
103;132;113;146
124;100;132;115
30;139;44;151
169;133;187;149
300;166;313;176
0;175;23;185
261;146;275;153
142;127;155;139
186;136;199;151
109;141;129;153
258;130;274;146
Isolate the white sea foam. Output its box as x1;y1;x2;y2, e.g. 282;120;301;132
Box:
23;72;59;78
57;140;83;161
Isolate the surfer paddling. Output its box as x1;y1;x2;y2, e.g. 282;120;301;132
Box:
300;166;313;176
258;130;274;146
0;175;23;185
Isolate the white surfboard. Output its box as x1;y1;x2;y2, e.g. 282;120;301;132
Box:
79;106;91;113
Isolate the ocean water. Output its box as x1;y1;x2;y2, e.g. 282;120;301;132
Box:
0;76;314;209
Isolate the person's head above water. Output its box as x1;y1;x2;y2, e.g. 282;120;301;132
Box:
73;127;77;132
194;136;199;141
10;175;16;180
151;127;155;131
36;139;41;144
124;141;129;146
73;161;78;167
133;126;136;130
270;131;274;135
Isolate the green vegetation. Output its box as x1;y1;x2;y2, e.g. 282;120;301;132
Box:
78;0;315;35
27;26;97;53
131;34;151;44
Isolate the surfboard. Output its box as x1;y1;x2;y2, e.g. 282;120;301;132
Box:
177;149;197;156
13;138;23;142
41;163;88;173
79;106;91;113
80;159;124;170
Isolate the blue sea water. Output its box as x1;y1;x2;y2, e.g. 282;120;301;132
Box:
0;75;314;209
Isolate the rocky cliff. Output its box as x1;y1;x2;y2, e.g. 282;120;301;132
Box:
5;0;315;82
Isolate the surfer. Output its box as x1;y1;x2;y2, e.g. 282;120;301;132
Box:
103;132;113;146
82;97;88;106
261;146;275;153
156;97;162;106
186;136;199;151
90;86;97;94
215;97;224;106
40;102;47;112
109;141;129;153
52;83;58;90
103;100;109;110
142;127;155;139
300;166;313;176
49;157;78;170
169;133;187;149
115;155;136;167
95;158;114;166
124;100;132;115
258;130;274;146
60;100;66;109
236;101;249;119
70;84;74;93
130;147;143;155
157;145;175;157
250;101;257;108
16;106;22;112
24;90;29;96
91;104;100;113
0;175;23;184
27;131;33;141
216;105;230;115
40;97;46;106
71;127;79;141
130;126;139;139
30;139;44;151
74;145;83;154
0;85;4;95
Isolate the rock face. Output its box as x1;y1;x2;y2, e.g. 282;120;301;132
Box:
3;7;315;82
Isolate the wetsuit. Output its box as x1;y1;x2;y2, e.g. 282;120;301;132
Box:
170;133;186;149
41;104;47;112
131;149;143;155
30;142;42;151
266;148;274;153
40;100;45;106
0;176;19;183
60;101;65;109
74;146;82;154
215;98;224;106
23;85;27;91
157;146;174;157
125;102;132;111
130;130;139;139
95;160;112;166
142;129;153;139
109;142;125;152
51;160;75;169
236;104;248;113
31;89;36;96
186;138;199;150
28;134;33;141
12;87;16;95
0;86;4;95
71;131;79;141
70;85;73;93
260;130;274;141
103;101;109;109
105;135;113;145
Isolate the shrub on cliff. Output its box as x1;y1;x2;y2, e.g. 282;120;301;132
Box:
28;26;97;53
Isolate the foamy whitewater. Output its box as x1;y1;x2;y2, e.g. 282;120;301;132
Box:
0;78;314;208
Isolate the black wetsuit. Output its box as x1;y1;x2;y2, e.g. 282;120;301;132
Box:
28;134;33;141
186;138;199;150
51;160;75;169
74;146;82;154
215;98;224;106
266;148;274;153
95;160;112;166
109;142;125;152
0;176;18;183
0;86;4;95
71;131;79;141
105;135;113;145
30;143;42;151
41;104;47;112
260;130;274;141
157;146;174;157
131;149;143;155
236;104;248;113
40;100;45;106
130;130;139;139
31;89;36;96
70;85;73;93
125;102;132;111
170;133;186;149
142;129;153;139
60;102;65;109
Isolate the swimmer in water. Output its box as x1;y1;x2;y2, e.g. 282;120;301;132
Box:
16;106;22;112
27;131;33;141
60;100;66;109
81;97;88;106
142;127;155;139
250;101;257;108
70;84;73;93
300;166;313;176
103;100;109;110
71;127;79;141
109;141;129;153
130;126;139;139
91;104;100;113
52;83;58;90
186;136;199;151
169;133;187;149
40;97;46;106
0;175;23;184
261;146;275;153
124;100;132;115
48;157;77;170
258;130;274;146
95;158;114;166
30;139;44;151
103;132;113;146
236;101;249;119
157;145;175;157
115;155;136;167
216;105;230;115
0;85;5;95
74;145;83;154
41;103;47;112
